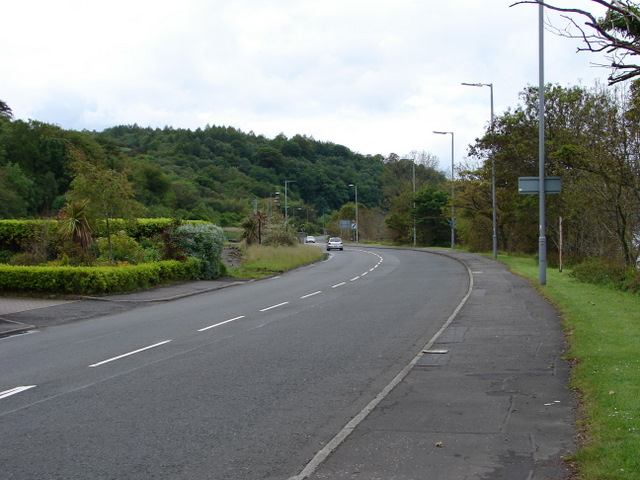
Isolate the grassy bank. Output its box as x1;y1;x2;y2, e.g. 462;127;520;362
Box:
499;254;640;480
227;244;324;279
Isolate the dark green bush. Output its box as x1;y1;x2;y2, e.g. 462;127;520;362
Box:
7;252;47;266
96;233;141;263
570;257;640;294
0;220;58;253
0;250;12;263
0;259;197;295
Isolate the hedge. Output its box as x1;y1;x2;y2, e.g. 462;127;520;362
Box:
0;259;198;296
0;218;214;253
0;219;58;253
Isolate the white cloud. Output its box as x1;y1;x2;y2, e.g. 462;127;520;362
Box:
2;1;614;170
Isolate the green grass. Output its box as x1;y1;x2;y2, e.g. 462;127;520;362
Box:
227;244;324;279
222;227;242;241
499;254;640;480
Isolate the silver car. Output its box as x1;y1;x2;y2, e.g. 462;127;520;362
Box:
326;237;343;251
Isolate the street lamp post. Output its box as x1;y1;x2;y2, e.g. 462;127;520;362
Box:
413;159;416;247
538;1;547;285
295;207;302;228
433;131;455;250
401;157;416;247
284;180;296;230
462;81;497;259
348;183;358;243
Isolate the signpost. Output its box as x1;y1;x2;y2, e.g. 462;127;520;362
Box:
518;177;561;195
519;175;562;285
339;220;350;240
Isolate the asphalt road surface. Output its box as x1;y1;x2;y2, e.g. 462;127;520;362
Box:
0;247;469;479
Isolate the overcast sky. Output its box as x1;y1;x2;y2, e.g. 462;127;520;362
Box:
4;1;612;171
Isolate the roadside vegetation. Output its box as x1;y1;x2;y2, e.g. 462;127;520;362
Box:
500;254;640;480
1;2;638;473
0;218;227;295
227;243;323;279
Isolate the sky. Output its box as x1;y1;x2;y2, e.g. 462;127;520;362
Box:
3;0;613;172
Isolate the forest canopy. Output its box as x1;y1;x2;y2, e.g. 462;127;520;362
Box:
1;77;640;266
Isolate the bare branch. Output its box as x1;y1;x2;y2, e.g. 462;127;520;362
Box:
512;1;640;84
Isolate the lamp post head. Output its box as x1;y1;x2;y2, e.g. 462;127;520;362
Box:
462;82;492;88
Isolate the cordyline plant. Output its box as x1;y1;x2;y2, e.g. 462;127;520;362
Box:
57;199;95;253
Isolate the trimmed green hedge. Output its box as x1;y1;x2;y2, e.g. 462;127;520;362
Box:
0;219;58;252
0;259;197;295
0;218;213;253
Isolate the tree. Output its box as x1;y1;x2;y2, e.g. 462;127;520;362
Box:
254;146;285;171
516;1;640;84
414;187;451;247
467;82;640;265
0;163;34;218
0;100;12;120
241;210;268;245
67;146;143;262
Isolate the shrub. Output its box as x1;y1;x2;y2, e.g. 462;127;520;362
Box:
175;223;225;279
96;233;141;263
570;257;640;294
0;250;12;263
7;252;47;266
262;225;299;247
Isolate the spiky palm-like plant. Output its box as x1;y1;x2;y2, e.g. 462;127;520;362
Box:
58;199;95;253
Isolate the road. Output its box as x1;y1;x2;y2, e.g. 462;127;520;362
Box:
0;247;469;479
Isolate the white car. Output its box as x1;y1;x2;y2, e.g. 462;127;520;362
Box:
305;235;315;243
326;237;343;251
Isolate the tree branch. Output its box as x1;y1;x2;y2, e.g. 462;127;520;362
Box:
511;1;640;84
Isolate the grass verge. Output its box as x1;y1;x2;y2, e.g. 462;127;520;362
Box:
498;254;640;480
227;244;324;279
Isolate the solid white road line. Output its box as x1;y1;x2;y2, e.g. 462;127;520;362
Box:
259;302;289;312
88;340;172;368
198;316;245;332
0;385;36;400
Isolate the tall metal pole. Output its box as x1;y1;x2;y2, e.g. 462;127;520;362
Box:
489;85;497;259
412;159;416;247
284;180;296;231
538;2;547;285
450;133;455;251
355;185;358;243
461;82;497;258
349;183;358;242
434;130;455;250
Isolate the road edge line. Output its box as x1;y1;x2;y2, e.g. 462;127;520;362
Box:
288;256;474;480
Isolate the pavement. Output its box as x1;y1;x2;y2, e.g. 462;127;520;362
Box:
0;249;576;479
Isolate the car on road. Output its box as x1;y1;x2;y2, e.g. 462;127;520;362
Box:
305;235;315;243
326;237;343;251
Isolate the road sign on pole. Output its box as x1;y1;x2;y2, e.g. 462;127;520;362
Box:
518;176;561;194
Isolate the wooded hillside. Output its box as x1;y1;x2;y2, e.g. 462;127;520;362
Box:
1;79;639;266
